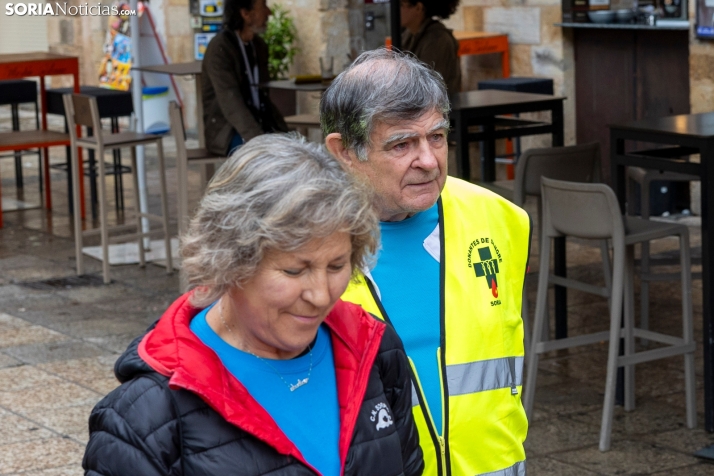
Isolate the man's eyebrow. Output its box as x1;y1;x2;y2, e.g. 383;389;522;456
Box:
382;119;451;148
427;119;450;134
383;131;420;148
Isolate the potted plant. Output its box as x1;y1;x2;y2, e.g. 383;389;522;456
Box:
264;4;299;80
263;4;299;116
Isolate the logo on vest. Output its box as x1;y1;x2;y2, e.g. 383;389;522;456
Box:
467;237;502;303
370;402;394;431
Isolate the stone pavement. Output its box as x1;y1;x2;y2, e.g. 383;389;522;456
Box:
1;107;714;474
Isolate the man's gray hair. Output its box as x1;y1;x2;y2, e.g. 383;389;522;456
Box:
181;134;379;307
320;48;450;161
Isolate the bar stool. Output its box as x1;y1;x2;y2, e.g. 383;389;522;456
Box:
63;93;172;284
524;177;696;451
0;79;41;189
46;86;134;216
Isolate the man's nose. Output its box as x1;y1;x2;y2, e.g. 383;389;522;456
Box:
415;139;439;170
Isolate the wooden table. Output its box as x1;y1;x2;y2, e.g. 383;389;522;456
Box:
132;61;203;144
610;113;714;435
263;79;329;92
0;52;81;227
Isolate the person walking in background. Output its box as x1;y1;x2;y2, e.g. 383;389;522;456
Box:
82;134;423;476
322;49;531;476
400;0;461;94
202;0;287;156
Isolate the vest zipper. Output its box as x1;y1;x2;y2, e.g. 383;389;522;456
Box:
437;198;451;476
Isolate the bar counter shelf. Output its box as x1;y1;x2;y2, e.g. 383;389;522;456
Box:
556;20;691;30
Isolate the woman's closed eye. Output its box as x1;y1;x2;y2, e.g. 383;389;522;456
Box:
283;268;304;276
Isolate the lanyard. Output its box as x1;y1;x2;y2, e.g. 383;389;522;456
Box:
237;37;260;109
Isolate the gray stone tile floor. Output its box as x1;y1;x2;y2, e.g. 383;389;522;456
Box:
0;107;713;474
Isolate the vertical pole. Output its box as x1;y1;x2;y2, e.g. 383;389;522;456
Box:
610;128;627;406
390;0;401;51
452;109;469;180
700;139;714;432
553;101;567;339
130;0;150;249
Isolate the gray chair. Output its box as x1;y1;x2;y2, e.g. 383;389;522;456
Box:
524;177;696;451
168;100;226;237
64;93;172;284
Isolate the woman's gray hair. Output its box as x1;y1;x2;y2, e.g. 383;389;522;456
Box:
320;48;450;161
181;134;379;307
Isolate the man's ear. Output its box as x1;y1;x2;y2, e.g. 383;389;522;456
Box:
325;133;356;168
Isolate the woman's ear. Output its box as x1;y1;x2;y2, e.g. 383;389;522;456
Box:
239;7;252;24
325;133;357;168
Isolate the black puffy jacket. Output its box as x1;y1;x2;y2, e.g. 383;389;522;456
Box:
83;295;424;476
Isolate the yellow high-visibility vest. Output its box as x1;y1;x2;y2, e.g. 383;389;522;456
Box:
342;177;531;476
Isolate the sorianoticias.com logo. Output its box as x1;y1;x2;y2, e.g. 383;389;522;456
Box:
5;3;137;15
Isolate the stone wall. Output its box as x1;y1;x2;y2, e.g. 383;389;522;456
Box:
689;0;714;114
47;2;108;87
162;0;197;129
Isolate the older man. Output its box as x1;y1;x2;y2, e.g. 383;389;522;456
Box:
321;49;531;476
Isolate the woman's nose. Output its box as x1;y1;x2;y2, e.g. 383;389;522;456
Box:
304;271;331;307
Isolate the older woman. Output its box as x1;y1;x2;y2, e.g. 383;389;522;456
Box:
82;135;423;476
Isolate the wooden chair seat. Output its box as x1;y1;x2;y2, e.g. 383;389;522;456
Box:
186;147;222;162
284;114;320;127
0;130;68;151
77;131;166;149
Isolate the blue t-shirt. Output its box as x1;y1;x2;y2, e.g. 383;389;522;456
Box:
371;202;442;433
190;305;341;475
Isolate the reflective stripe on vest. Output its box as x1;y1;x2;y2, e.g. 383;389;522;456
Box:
479;460;526;476
447;357;523;397
412;357;524;406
